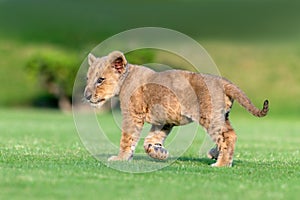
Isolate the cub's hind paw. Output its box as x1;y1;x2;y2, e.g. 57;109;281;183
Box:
207;146;219;160
145;143;169;160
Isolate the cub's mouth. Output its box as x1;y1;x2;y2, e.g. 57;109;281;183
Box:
89;98;106;106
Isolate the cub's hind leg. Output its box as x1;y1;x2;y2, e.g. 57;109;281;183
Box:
209;119;237;167
207;96;234;161
144;124;173;160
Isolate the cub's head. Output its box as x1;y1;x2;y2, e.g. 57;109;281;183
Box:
84;51;128;107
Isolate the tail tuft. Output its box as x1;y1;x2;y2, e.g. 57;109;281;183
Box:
257;99;269;117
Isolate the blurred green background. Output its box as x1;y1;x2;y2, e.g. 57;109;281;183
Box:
1;0;300;116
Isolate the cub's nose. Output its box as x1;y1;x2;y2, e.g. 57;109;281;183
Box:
84;88;92;101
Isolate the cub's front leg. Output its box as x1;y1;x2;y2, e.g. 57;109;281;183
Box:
108;116;144;161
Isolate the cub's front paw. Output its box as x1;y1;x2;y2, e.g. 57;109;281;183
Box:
145;143;169;160
108;155;122;161
211;162;232;167
108;154;132;161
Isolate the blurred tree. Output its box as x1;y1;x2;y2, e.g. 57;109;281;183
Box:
26;49;80;112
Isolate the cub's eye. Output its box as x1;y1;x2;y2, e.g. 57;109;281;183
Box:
96;77;105;84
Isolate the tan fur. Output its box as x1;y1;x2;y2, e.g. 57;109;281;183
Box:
84;51;269;167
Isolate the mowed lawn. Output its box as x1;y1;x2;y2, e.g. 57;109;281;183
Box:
0;109;299;200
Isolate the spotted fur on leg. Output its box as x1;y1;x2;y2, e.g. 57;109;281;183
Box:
211;129;237;167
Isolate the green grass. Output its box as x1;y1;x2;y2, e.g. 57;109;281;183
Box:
1;109;299;200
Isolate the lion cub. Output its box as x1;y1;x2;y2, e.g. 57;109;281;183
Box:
84;51;269;167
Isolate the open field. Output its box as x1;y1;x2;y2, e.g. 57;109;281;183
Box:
0;109;299;200
0;0;299;199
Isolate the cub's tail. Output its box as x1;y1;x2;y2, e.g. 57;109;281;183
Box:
222;79;269;117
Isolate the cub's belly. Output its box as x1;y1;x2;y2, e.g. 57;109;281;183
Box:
145;104;193;126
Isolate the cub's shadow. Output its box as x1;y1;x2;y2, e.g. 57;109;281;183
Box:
93;154;243;167
176;157;244;167
177;157;216;166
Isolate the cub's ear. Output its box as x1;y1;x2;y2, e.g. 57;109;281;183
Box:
108;51;128;74
88;53;97;66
